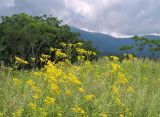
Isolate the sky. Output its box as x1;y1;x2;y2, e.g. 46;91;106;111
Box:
0;0;160;37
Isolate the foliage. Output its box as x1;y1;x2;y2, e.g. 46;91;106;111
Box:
119;45;134;53
0;53;160;116
119;35;160;57
132;35;160;53
0;13;97;66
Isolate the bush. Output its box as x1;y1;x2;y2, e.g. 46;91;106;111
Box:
0;13;97;67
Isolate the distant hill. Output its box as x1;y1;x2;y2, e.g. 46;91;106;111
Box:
70;26;160;57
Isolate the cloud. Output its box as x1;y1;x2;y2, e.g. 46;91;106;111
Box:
0;0;15;8
0;0;160;36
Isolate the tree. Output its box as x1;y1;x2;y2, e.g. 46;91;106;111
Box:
0;13;97;66
119;45;134;54
119;35;160;58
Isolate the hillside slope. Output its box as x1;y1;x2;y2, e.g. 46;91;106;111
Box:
70;26;160;57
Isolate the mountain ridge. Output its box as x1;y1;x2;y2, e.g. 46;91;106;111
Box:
70;26;160;57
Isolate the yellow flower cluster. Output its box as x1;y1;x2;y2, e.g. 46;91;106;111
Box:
7;45;141;116
123;54;137;61
41;54;50;60
78;87;85;93
15;56;29;64
50;83;60;93
26;79;41;97
110;56;119;61
44;96;56;105
99;113;108;117
12;108;24;117
112;85;119;95
28;103;37;110
38;108;48;116
32;94;40;100
65;90;72;96
56;49;67;58
13;78;22;86
67;73;82;85
118;73;128;84
111;63;120;71
84;94;95;101
76;48;96;56
71;105;85;114
108;56;134;116
76;48;87;55
127;87;134;93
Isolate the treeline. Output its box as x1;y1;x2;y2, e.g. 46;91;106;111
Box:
120;35;160;58
0;13;97;67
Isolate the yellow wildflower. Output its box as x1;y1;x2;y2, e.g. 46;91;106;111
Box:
68;73;82;85
15;56;29;64
128;54;136;60
31;57;36;61
110;56;119;61
44;96;56;105
13;78;22;86
50;84;60;93
55;49;67;58
71;105;85;114
33;71;42;77
65;90;72;96
41;54;50;60
78;87;85;93
50;47;55;52
86;51;96;56
26;79;35;87
76;48;87;55
128;112;132;116
112;85;119;95
32;94;40;100
143;64;149;69
118;73;128;84
99;113;108;117
120;113;124;117
127;87;134;93
40;57;45;62
38;108;48;116
12;108;24;117
28;103;37;110
57;113;62;117
60;42;67;47
32;86;41;93
125;107;129;112
115;98;122;106
111;63;120;71
77;56;85;61
68;43;73;47
76;43;83;46
84;94;95;101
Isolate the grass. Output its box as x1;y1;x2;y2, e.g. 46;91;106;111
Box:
0;57;160;117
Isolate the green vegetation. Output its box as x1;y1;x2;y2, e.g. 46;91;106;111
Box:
0;55;160;117
119;45;134;54
0;13;160;117
0;13;96;66
119;35;160;57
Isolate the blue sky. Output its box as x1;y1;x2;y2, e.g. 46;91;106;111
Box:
0;0;160;37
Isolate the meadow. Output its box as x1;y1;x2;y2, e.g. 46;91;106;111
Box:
0;54;160;117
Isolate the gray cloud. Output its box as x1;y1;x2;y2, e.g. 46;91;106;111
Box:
0;0;160;36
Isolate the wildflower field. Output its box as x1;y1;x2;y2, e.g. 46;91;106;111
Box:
0;54;160;117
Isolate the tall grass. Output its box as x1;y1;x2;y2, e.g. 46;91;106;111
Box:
0;57;160;117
